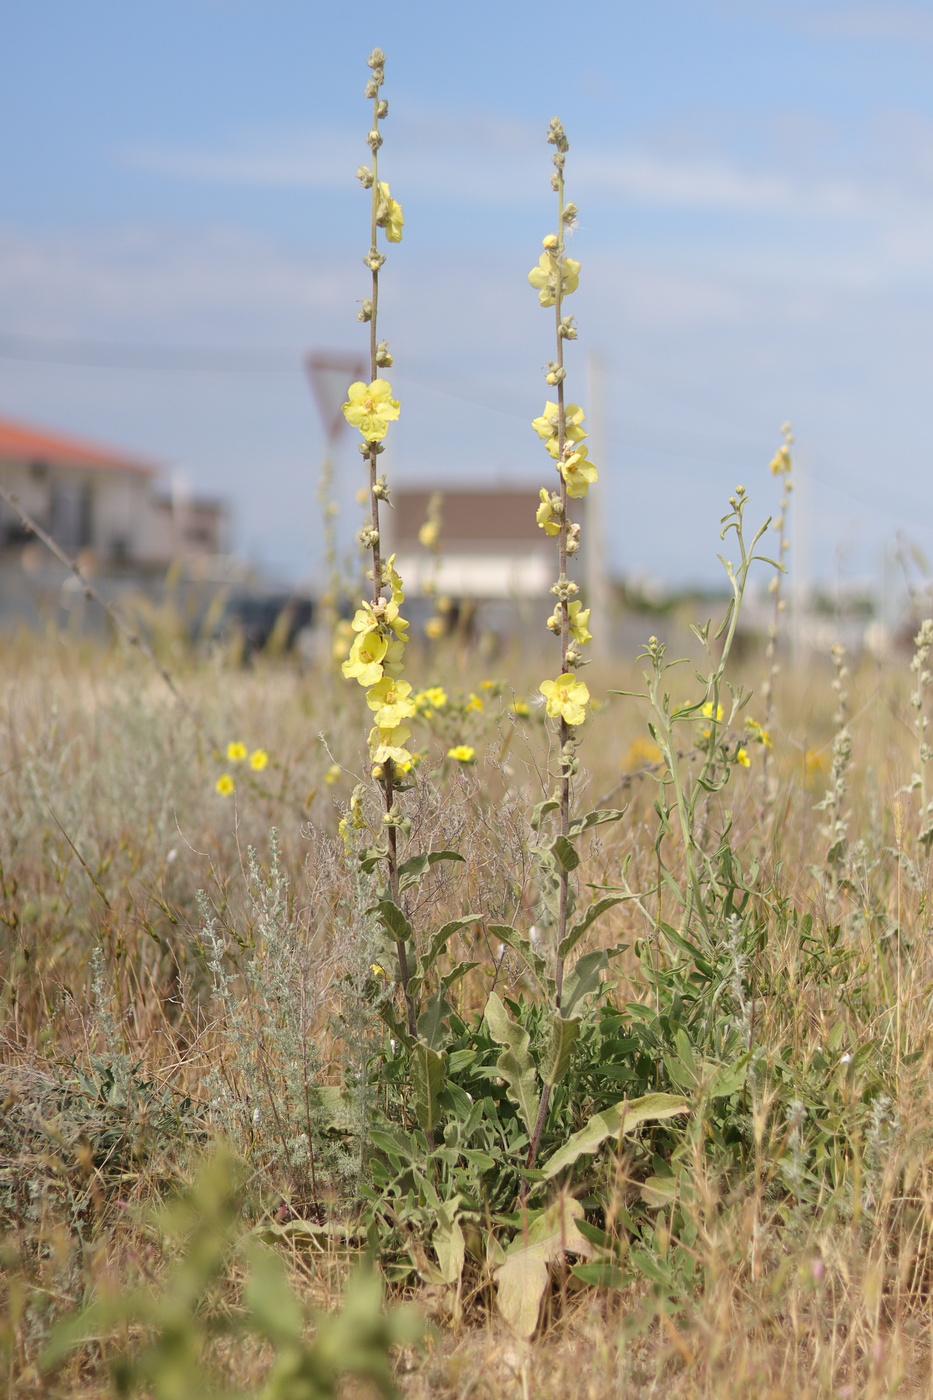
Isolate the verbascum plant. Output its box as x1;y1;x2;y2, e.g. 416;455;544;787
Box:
759;422;793;812
339;48;419;1035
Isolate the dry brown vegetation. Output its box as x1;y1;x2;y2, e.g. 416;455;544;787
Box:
3;624;933;1399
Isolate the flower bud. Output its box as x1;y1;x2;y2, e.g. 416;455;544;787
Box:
367;47;386;68
376;99;388;119
363;250;386;270
357;165;374;188
357;298;374;322
545;362;566;386
358;526;380;549
372;475;391;500
559;316;578;340
375;340;393;367
542;233;559;250
367;129;383;151
371;764;385;781
364;80;379;99
562;202;578;225
550;173;560;192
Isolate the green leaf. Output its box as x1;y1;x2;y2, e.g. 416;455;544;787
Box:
540;1012;581;1088
530;798;560;831
484;991;540;1137
487;923;548;986
560;949;609;1019
568;809;625;836
370;898;412;943
540;1093;689;1181
558;897;624;958
411;1041;447;1136
417;991;453;1052
359;844;388;873
397;849;465;893
550;834;580;871
640;1175;678;1209
420;916;478;974
570;1261;631;1290
433;1196;465;1288
494;1195;593;1338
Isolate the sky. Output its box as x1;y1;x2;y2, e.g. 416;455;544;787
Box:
4;0;933;593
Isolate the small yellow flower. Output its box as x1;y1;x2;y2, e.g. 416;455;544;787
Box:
415;685;448;712
366;676;417;728
418;519;439;549
447;744;476;763
249;749;269;771
215;774;235;796
769;445;792;476
424;616;445;640
480;679;496;690
540;674;590;726
546;600;593;646
342;629;389;686
531;402;587;455
370;962;387;977
527;251;581;307
227;741;247;762
341;379;400;442
510;699;531;717
465;692;483;712
736;748;751;767
536;488;562;536
376;182;404;242
325;763;342;786
369;723;413;767
560;445;598;498
701;701;725;723
747;717;772;748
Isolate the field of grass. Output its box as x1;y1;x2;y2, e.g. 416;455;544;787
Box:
2;615;933;1399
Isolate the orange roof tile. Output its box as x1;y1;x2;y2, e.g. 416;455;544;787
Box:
0;415;156;476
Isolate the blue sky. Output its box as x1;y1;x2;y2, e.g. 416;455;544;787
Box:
4;0;933;592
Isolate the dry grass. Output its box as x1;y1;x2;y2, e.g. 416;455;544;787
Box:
3;625;933;1398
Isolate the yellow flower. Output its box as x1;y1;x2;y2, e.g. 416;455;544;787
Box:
249;749;269;771
376;182;404;242
510;699;531;717
527;251;581;307
370;962;387;977
415;686;448;712
540;673;590;726
215;774;235;796
466;692;483;712
566;600;592;646
424;617;445;640
325;763;342;786
561;445;598;498
341;379;400;442
531;402;587;457
342;629;389;686
447;744;476;763
736;747;751;767
418;519;439;549
226;741;247;762
366;676;417;728
701;701;725;723
769;445;792;476
536;488;562;536
369;723;412;767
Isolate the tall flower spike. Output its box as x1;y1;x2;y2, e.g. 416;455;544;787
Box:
340;48;417;1037
524;119;598;1171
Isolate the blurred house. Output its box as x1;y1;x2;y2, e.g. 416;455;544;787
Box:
0;414;229;571
386;486;550;599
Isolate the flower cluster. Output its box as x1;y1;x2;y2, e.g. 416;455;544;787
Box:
214;740;270;796
342;555;416;770
527;120;597;730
